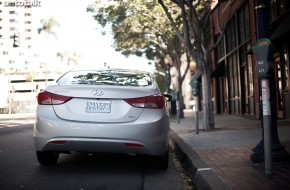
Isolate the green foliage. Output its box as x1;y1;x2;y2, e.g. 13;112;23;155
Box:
154;72;167;93
88;0;181;62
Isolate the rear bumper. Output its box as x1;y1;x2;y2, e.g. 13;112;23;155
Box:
33;109;169;156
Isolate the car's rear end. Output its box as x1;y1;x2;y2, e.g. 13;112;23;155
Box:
33;69;170;169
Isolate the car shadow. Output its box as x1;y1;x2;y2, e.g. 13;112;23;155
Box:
36;152;160;174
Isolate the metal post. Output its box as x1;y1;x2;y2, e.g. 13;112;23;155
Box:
176;99;180;124
261;79;272;176
251;0;290;164
193;97;199;134
45;63;48;87
167;99;171;117
8;72;11;114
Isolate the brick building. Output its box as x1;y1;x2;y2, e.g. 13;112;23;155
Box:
210;0;290;120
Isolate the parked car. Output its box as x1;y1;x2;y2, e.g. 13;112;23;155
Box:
33;68;172;169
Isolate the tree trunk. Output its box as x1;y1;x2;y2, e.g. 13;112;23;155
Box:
178;78;184;118
201;58;215;131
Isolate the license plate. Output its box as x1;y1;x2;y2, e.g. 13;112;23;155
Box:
85;100;111;113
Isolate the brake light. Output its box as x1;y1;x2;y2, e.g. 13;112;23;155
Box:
49;140;66;145
124;95;165;109
37;91;71;105
125;143;144;148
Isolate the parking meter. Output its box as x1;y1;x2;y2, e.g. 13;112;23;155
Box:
252;38;275;174
190;80;200;97
252;38;274;77
190;79;200;134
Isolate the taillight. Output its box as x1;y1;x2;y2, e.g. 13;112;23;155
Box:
124;95;165;109
37;91;71;105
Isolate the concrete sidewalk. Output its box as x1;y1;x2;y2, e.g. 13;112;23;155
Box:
0;113;35;128
169;110;290;190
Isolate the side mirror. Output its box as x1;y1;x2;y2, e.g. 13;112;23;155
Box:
163;94;172;101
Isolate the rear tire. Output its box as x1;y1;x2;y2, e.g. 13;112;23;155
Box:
154;150;169;170
36;151;59;165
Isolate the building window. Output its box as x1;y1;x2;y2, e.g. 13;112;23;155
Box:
226;19;236;53
247;54;254;96
213;1;252;114
284;48;289;88
216;34;225;60
238;3;250;44
269;0;286;23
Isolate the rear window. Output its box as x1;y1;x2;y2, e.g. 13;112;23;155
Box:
57;69;154;87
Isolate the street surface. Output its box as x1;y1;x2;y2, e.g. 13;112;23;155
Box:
0;117;189;190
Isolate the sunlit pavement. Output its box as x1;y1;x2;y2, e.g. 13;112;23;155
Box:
0;113;35;128
170;109;290;190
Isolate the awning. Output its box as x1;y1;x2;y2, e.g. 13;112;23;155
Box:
211;62;225;77
270;12;290;41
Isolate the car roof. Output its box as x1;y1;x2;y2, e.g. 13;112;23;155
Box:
70;67;152;74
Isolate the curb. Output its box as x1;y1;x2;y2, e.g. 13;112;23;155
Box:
169;132;230;190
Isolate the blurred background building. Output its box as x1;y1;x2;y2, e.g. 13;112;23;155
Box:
0;1;62;113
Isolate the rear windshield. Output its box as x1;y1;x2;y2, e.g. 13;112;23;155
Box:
57;70;154;87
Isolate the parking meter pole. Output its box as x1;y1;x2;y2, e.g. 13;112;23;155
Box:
167;99;171;117
251;38;290;166
261;79;272;176
190;79;200;132
193;96;199;134
176;100;180;124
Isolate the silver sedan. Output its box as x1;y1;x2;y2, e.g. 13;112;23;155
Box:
33;68;171;169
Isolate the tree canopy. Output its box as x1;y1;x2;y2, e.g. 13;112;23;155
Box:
37;17;60;39
88;0;193;117
88;0;181;63
88;0;228;128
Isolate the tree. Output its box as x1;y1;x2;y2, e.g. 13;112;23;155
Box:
37;17;60;86
25;71;38;92
37;17;60;39
158;0;233;130
88;0;192;117
56;51;81;67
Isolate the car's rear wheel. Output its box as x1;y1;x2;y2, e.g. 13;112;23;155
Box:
36;151;59;165
154;150;169;170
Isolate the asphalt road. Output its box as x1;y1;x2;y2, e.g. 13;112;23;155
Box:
0;121;186;190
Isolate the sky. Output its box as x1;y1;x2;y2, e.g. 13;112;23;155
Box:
32;0;155;72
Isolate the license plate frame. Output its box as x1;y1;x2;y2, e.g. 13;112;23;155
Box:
85;100;111;113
